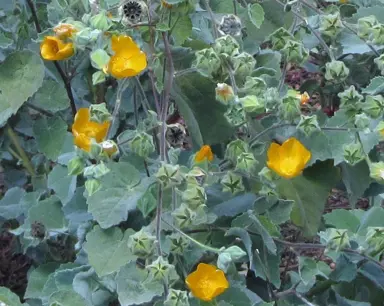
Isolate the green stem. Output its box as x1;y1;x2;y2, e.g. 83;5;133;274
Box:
107;78;129;138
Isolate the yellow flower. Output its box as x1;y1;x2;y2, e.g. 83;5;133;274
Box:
299;91;310;105
40;36;74;61
108;35;147;79
195;145;214;162
161;0;173;9
72;108;110;152
267;138;311;179
53;23;77;39
186;263;229;302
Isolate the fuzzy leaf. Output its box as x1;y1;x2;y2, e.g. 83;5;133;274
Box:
248;3;265;29
25;263;60;299
48;164;77;205
0;187;26;219
49;290;87;306
31;79;70;112
324;209;360;233
0;287;23;306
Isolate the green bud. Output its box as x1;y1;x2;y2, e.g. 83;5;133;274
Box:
319;13;344;38
221;171;245;194
85;179;101;196
233;52;256;82
366;227;384;254
374;54;384;75
218;14;242;37
240;76;267;97
186;167;206;186
239;95;264;114
269;27;294;51
74;28;101;49
128;132;155;158
369;161;384;183
101;140;119;157
362;95;384;118
90;49;110;71
68;156;84;176
182;184;207;210
164;289;190;306
213;35;240;57
263;87;281;111
225;103;246;126
375;121;384;140
89;141;103;158
297;114;320;136
193;48;221;78
137;110;161;132
172;203;196;228
357;15;378;39
83;162;110;178
146;256;176;283
235;152;258;173
217;252;232;272
343;142;365;166
281;40;309;65
215;83;235;105
168;233;190;255
337;85;363;110
259;185;279;200
258;166;279;183
225;139;249;164
223;245;247;261
354;113;371;130
279;95;301;122
89;103;112;123
370;24;384;45
155;163;184;188
325;60;349;83
128;229;156;258
90;11;112;31
319;228;350;251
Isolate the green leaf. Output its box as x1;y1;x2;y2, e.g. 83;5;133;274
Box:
163;0;185;4
254;49;282;79
359;262;384;290
357;206;384;235
47;164;77;205
248;4;265;29
324;209;360;233
254;198;294;225
212;193;257;217
90;49;110;70
84;225;136;277
335;293;370;306
0;32;13;49
98;161;141;189
0;187;26;219
49;290;87;306
33;116;68;161
329;254;357;282
362;76;384;95
226;227;254;271
0;286;23;306
31;79;70;112
173;72;234;146
137;185;157;218
217;285;260;306
116;262;163;306
25;263;60;299
25;196;67;231
172;15;192;46
277;161;340;237
298;257;331;289
0;50;44;127
92;71;106;85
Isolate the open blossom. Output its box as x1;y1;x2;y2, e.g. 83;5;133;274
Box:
195;145;214;162
53;23;77;39
267;138;311;179
72;108;110;152
186;263;229;301
40;36;74;61
298;91;310;105
108;35;147;79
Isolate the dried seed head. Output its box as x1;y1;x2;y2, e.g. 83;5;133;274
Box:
166;123;186;148
218;14;242;37
31;221;46;239
119;0;148;25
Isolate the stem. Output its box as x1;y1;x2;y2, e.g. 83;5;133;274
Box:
26;0;77;117
134;76;151;114
203;0;219;39
108;79;129;138
156;185;163;256
6;125;35;177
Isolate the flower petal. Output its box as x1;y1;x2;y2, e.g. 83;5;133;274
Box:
72;108;90;134
111;35;140;54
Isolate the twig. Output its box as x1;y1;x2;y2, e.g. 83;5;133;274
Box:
134;76;151;114
156;185;164;256
108;79;129;138
203;0;219;39
26;0;77;117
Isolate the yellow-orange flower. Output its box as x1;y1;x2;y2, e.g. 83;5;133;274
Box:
186;263;229;302
195;145;214;162
299;91;310;105
72;108;110;152
53;23;77;39
267;138;311;179
108;35;147;79
40;36;74;61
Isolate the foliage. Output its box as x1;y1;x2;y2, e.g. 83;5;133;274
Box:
0;0;384;306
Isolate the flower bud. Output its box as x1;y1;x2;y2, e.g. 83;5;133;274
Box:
233;52;256;82
83;162;110;178
225;139;249;164
146;256;176;283
369;161;384;183
297;114;320;136
85;179;101;196
128;132;155;158
374;54;384;75
218;14;242;37
325;60;349;83
263;87;281;110
216;83;235;105
375;121;384;140
68;156;85;176
168;233;190;255
259;185;279;199
182;184;207;210
101;140;119;157
155;163;184;188
281;40;309;65
258;166;279;183
366;227;384;254
354;113;371;130
279;95;300;122
357;15;378;39
128;229;156;258
239;95;264;114
319;13;344;38
319;228;350;251
337;85;363;111
172;203;196;228
186;167;206;186
343;142;364;166
193;48;221;78
164;289;190;306
369;24;384;45
213;35;240;57
269;27;294;51
235;152;258;173
225;103;246;126
240;77;267;97
90;11;112;31
221;171;245;194
362;95;384;118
